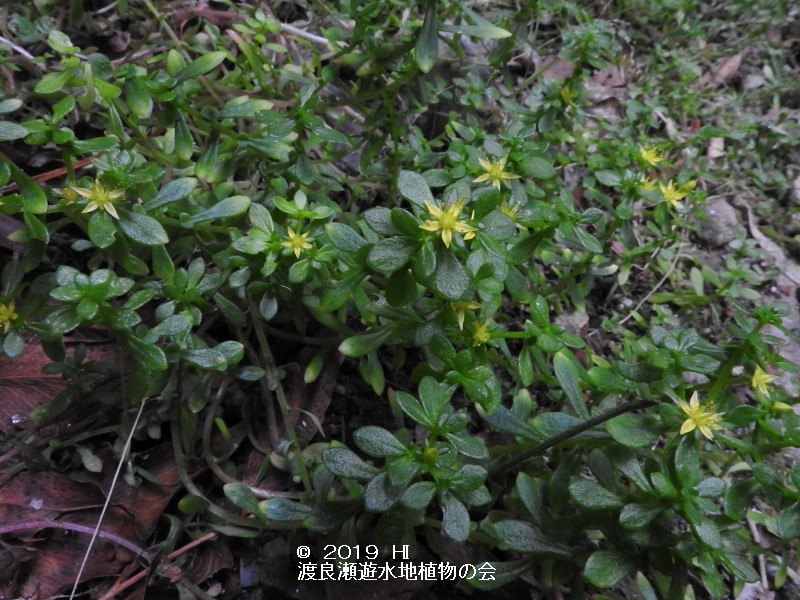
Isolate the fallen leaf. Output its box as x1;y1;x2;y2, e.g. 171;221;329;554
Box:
0;335;67;433
585;97;623;122
712;53;742;85
591;65;626;88
537;55;575;79
742;73;765;90
285;350;344;439
0;332;120;433
183;539;233;584
707;137;726;158
0;442;185;598
17;509;139;600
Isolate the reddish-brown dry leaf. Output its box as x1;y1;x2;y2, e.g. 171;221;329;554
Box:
0;442;185;599
712;53;742;85
183;539;233;584
0;332;121;433
585;97;623;122
112;442;182;537
537;55;575;79
0;471;104;514
17;507;140;600
583;64;630;124
591;65;627;88
284;350;344;439
0;335;69;433
585;76;628;103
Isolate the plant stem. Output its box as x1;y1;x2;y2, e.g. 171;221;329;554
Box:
249;298;313;495
488;398;657;475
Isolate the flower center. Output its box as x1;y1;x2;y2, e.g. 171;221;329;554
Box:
439;210;458;230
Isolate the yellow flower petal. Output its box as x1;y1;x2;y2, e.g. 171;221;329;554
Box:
423;201;442;218
282;227;312;259
441;228;453;248
639;145;664;166
418;200;475;248
0;301;18;333
751;365;778;396
72;180;124;220
474;155;519;189
419;221;439;232
676;392;723;440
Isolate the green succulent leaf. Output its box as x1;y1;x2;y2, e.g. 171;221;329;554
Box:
323;448;380;481
584;551;637;588
353;426;407;457
491;520;571;558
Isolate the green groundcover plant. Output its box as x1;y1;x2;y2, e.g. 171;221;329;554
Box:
1;0;799;598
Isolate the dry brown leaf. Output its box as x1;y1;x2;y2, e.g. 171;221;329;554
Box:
537;55;575;79
591;65;626;88
18;508;140;600
585;98;623;122
0;471;104;513
0;442;184;598
285;350;344;439
183;539;234;584
712;53;742;85
0;332;120;433
584;79;627;103
113;442;182;537
0;335;68;432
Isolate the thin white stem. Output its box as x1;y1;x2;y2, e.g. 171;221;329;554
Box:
68;398;148;600
0;35;34;60
279;23;330;47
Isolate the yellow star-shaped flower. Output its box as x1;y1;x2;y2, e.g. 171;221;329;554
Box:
472;319;493;345
637;175;656;191
560;86;577;106
419;200;477;248
0;301;18;333
659;180;687;209
473;155;520;190
451;300;481;330
499;200;522;221
751;365;778;396
281;227;312;258
638;145;664;167
678;392;724;440
71;180;124;219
